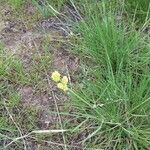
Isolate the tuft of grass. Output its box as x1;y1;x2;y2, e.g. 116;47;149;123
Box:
68;1;150;149
125;0;150;25
0;50;29;85
8;0;25;9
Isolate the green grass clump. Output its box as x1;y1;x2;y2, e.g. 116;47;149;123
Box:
69;2;150;149
8;0;25;9
126;0;150;13
125;0;150;25
0;50;29;85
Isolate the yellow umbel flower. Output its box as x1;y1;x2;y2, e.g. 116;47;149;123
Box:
51;71;69;92
61;76;68;85
51;71;61;82
57;83;68;92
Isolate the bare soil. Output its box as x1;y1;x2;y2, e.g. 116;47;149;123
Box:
0;2;82;150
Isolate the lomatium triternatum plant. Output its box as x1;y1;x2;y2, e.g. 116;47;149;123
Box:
51;71;68;92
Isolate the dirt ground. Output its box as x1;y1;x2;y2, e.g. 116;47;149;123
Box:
0;2;83;150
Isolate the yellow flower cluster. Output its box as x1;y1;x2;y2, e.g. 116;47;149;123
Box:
51;71;68;92
51;71;61;82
